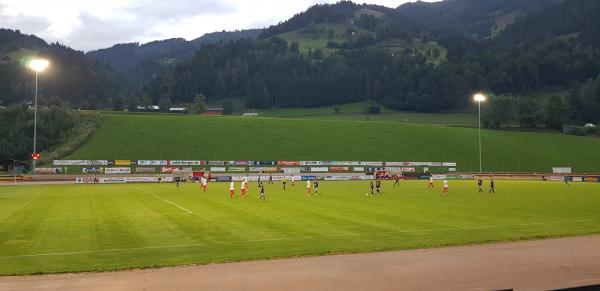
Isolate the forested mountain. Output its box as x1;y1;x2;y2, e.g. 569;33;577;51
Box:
86;29;263;71
1;0;600;127
141;0;599;126
0;29;123;107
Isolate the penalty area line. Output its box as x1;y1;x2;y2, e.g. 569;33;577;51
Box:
134;186;193;215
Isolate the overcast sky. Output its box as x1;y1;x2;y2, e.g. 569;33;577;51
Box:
0;0;438;52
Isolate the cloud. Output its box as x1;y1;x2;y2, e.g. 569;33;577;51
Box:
0;3;52;35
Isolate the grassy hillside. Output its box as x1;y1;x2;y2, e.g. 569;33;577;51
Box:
256;103;477;125
67;114;600;172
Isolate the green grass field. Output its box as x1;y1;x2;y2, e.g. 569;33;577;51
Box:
1;180;599;275
65;114;600;172
257;102;477;124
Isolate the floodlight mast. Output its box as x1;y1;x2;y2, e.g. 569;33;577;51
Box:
28;59;49;173
474;94;486;173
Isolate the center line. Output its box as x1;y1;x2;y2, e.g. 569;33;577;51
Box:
134;186;193;215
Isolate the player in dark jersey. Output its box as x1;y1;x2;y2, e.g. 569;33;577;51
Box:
376;180;381;195
314;179;319;195
477;178;483;193
369;181;374;196
259;184;266;201
268;173;273;184
175;176;180;188
489;178;496;194
394;175;400;187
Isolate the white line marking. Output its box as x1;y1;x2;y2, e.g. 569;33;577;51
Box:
134;186;193;215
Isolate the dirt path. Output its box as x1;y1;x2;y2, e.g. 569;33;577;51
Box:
1;236;600;291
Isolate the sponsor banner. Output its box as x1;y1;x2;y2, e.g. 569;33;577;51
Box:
228;167;246;172
114;160;131;166
414;162;433;166
430;162;442;167
283;167;301;174
208;161;225;166
432;175;446;180
547;176;564;181
249;167;278;173
419;175;431;180
366;162;383;166
310;167;329;172
573;177;583;182
82;167;102;173
384;167;416;172
446;175;461;180
277;161;300;166
162;177;174;182
105;167;131;174
301;176;316;181
138;160;168;166
169;160;202;166
385;162;413;167
553;167;572;174
584;177;598;183
135;167;155;173
35;167;63;174
358;175;375;180
257;161;276;166
54;160;107;166
76;177;98;184
102;177;126;183
124;177;159;183
227;160;250;166
330;167;350;172
217;176;232;182
353;167;365;172
448;168;457;172
423;167;429;173
210;167;226;172
300;161;329;166
442;162;457;167
161;167;179;173
460;175;475;179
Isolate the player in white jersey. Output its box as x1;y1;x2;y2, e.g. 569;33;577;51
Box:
229;181;235;199
443;179;449;194
428;176;435;190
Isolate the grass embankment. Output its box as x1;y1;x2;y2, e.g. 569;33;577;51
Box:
66;113;600;172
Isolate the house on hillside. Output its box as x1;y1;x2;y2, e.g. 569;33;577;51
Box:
205;108;224;115
169;107;188;113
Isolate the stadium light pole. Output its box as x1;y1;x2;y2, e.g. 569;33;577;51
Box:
28;59;50;174
474;93;486;173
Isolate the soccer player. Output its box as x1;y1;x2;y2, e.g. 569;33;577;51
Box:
282;176;287;190
268;173;273;184
229;181;235;199
257;174;262;188
307;179;312;195
175;176;180;188
291;176;295;186
314;179;319;195
428;176;435;190
489;178;496;194
375;179;381;195
202;176;208;194
443;179;449;194
241;179;247;197
394;175;400;187
259;184;266;201
477;177;483;193
369;181;374;195
564;175;570;186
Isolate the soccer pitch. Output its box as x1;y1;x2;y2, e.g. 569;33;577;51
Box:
1;180;599;275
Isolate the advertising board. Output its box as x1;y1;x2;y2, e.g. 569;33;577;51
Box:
169;160;202;166
135;167;155;173
82;167;102;173
277;161;301;166
114;160;131;166
138;160;167;166
310;167;329;172
105;167;131;174
228;167;246;172
353;167;365;172
210;167;226;172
